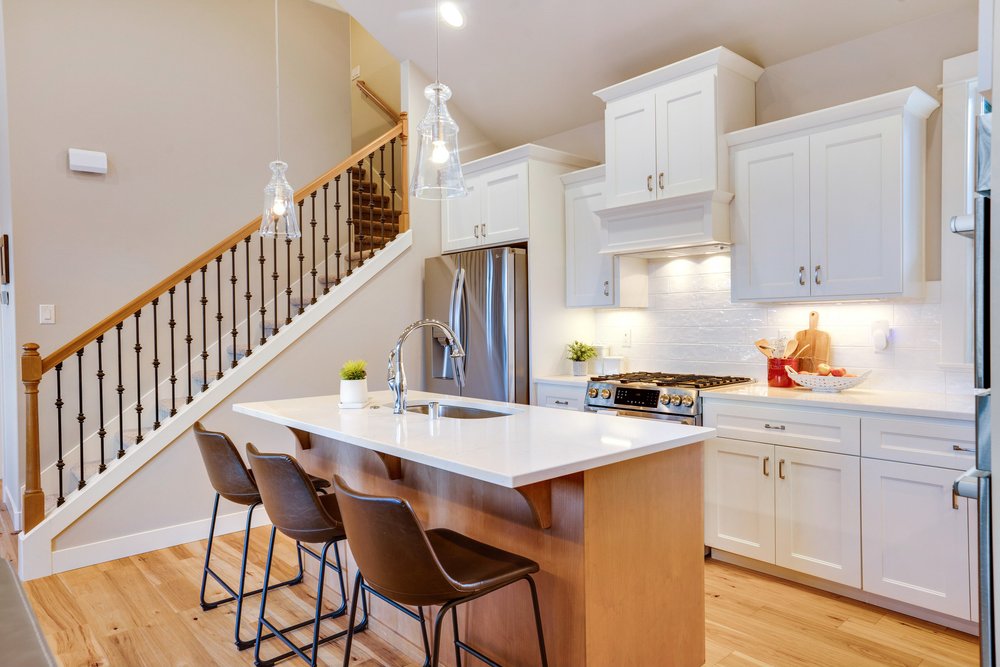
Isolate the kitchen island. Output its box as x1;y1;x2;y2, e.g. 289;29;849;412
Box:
234;390;714;667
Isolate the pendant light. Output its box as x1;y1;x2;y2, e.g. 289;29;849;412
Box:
410;0;467;200
260;0;300;239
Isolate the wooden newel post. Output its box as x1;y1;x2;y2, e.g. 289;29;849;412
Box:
399;112;409;234
21;343;45;532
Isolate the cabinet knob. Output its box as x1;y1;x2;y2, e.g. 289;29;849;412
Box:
798;266;806;286
647;175;653;192
814;265;822;285
603;280;609;296
658;172;664;190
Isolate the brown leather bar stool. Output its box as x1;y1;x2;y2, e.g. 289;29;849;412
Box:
333;475;548;667
193;422;330;650
246;444;363;667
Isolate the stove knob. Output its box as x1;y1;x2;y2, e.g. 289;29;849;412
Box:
588;388;598;398
659;394;671;405
670;395;682;406
681;396;694;407
600;388;611;399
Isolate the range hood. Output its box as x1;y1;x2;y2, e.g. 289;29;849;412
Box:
596;189;733;258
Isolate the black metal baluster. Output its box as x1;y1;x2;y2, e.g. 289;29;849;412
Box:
379;145;387;249
116;322;125;457
215;256;223;380
259;238;268;344
349;163;360;274
55;363;65;505
245;236;253;357
76;349;86;489
390;137;397;241
309;193;317;305
134;310;143;444
272;237;280;334
96;335;107;473
297;199;305;314
230;246;238;368
332;177;340;287
285;232;293;325
185;277;193;404
200;266;209;391
168;287;177;416
368;152;376;258
152;298;160;430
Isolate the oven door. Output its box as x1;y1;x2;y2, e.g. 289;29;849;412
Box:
585;406;700;426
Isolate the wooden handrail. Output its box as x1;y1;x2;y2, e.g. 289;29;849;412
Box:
39;118;407;375
356;80;401;124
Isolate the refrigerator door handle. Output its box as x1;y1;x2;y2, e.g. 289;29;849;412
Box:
450;268;467;389
953;466;986;507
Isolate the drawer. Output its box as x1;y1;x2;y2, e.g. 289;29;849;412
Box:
861;416;975;470
535;382;585;411
704;402;860;455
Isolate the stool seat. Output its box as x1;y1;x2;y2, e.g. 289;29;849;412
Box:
426;528;539;596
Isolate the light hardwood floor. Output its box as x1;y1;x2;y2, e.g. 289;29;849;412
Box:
17;525;978;667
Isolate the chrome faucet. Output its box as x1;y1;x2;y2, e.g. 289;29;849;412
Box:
388;319;465;414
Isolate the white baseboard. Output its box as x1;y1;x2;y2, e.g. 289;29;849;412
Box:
46;507;271;575
4;482;21;532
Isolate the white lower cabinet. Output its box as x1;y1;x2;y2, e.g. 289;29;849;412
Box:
534;381;585;411
706;438;860;586
861;458;973;619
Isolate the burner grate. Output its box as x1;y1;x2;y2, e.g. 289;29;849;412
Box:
590;372;753;389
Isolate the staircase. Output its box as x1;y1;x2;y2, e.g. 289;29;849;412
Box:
17;117;411;579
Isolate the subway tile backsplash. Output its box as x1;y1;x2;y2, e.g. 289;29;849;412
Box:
593;254;974;395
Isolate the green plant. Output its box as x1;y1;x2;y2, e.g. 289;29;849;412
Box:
566;341;597;362
340;359;367;381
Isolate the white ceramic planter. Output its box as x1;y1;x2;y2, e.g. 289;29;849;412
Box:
571;360;588;376
340;378;368;406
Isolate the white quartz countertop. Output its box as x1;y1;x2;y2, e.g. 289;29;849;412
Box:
234;390;714;488
703;384;978;420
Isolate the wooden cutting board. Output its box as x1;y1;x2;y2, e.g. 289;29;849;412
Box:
793;311;831;373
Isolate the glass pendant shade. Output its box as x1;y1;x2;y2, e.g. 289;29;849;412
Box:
260;160;300;238
411;83;467;199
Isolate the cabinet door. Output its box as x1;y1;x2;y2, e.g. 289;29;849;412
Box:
442;175;482;253
480;162;529;245
565;178;613;307
705;438;775;562
861;458;972;619
774;447;861;586
809;116;903;297
731;137;811;301
654;70;718;198
604;92;657;208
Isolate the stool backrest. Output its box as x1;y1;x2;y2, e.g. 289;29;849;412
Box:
332;475;460;604
192;422;259;505
246;444;343;543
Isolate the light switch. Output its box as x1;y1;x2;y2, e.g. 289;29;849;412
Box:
39;304;55;324
68;148;108;174
351;65;361;81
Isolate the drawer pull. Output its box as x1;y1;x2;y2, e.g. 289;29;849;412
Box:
553;400;569;406
763;456;770;477
763;423;786;431
778;459;786;480
953;444;975;453
647;175;654;192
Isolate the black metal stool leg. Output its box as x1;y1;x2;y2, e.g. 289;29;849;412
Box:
451;607;462;667
232;502;260;649
253;526;278;667
198;493;222;610
526;576;549;667
418;606;431;667
341;573;363;667
307;541;332;666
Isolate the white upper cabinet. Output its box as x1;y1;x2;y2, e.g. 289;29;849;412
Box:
441;145;593;254
594;47;761;254
728;88;939;302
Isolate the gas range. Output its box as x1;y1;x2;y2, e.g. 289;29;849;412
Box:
584;372;754;424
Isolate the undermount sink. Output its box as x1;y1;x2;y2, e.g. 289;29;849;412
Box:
403;402;510;419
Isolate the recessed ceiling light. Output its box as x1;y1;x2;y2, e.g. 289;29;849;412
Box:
439;2;465;28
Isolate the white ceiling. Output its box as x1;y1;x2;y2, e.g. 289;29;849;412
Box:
336;0;974;148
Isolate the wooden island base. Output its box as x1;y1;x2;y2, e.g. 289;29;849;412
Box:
299;435;705;667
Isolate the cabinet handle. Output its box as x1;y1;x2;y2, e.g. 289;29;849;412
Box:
778;459;786;480
763;423;786;431
763;456;770;477
953;444;975;453
481;223;487;237
647;175;653;192
814;265;822;285
603;280;610;296
953;485;961;510
798;266;806;286
474;224;479;239
554;400;569;406
658;172;665;190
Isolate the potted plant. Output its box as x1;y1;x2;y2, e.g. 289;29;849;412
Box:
339;359;368;407
566;341;597;376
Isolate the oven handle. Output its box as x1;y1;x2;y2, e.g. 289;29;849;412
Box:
585;406;698;425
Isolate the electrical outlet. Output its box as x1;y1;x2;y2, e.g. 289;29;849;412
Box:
39;304;55;324
622;329;632;348
351;65;361;81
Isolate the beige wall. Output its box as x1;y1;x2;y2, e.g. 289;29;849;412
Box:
350;17;401;151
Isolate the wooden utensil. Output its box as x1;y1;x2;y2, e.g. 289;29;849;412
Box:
754;338;774;358
792;343;810;359
782;339;798;358
792;311;830;373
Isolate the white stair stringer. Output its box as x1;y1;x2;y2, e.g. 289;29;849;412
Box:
19;231;412;580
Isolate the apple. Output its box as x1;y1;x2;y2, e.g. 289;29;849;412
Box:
830;367;847;377
816;363;832;376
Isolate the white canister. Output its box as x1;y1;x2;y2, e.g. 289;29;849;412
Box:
340;378;369;406
600;356;625;375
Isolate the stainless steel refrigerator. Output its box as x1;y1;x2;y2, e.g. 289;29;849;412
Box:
423;248;529;404
953;109;995;666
